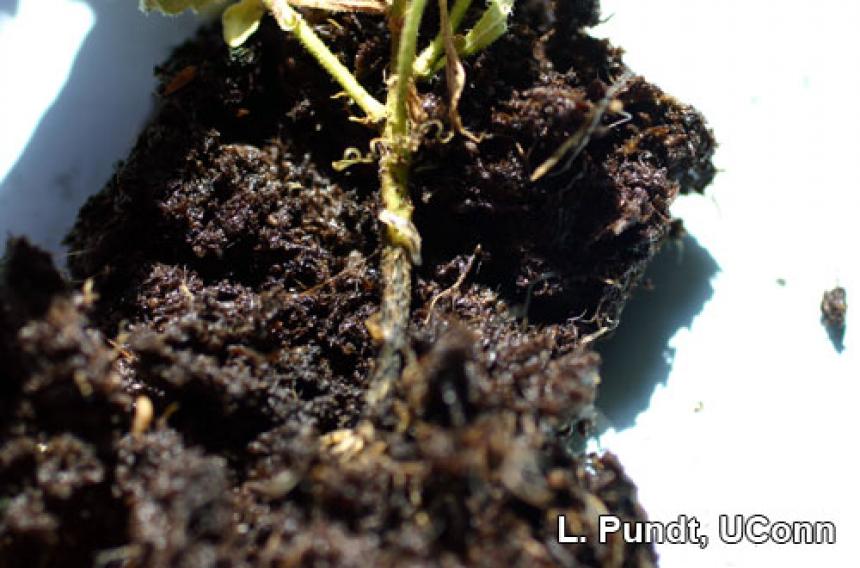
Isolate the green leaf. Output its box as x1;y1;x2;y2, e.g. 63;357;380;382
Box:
139;0;219;15
460;0;514;57
222;0;265;47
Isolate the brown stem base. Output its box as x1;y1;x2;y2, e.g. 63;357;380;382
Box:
366;244;412;407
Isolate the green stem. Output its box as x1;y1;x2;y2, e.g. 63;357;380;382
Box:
263;0;386;121
389;0;430;137
379;0;428;249
368;0;429;406
413;0;472;78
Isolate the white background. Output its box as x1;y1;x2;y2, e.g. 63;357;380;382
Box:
1;1;858;566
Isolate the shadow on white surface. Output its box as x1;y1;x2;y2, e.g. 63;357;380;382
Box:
595;234;719;430
0;0;198;261
0;0;17;16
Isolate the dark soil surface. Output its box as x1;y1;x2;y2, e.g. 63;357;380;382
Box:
0;1;715;566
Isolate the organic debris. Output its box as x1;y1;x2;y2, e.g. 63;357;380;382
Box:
821;286;847;352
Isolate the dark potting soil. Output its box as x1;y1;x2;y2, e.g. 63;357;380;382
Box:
0;1;715;566
821;286;847;352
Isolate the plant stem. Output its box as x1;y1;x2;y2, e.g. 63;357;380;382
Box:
389;0;430;138
378;0;425;253
263;0;386;121
415;0;514;78
366;245;412;406
367;0;428;406
413;0;472;78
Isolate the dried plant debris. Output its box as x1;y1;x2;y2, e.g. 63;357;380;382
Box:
821;286;847;352
1;1;714;566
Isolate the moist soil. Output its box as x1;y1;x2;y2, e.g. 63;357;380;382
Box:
0;2;715;566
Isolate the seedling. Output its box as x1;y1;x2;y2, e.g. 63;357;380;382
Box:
140;0;515;404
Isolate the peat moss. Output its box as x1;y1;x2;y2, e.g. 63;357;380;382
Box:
1;1;714;566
